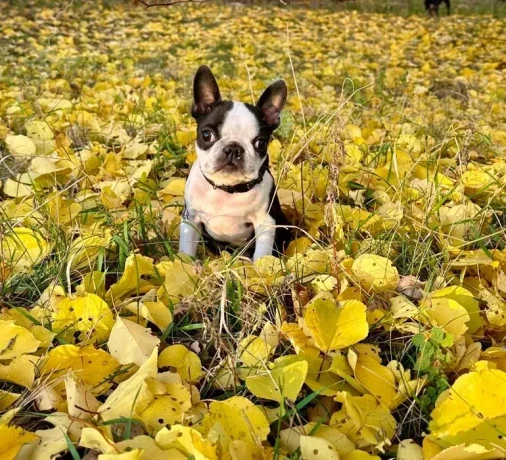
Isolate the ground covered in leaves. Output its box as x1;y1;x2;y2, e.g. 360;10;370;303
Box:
1;2;506;459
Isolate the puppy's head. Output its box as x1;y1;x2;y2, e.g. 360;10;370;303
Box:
191;65;287;186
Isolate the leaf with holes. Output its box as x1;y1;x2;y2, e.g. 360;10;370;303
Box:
52;293;114;343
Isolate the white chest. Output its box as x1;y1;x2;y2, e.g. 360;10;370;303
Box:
184;162;273;245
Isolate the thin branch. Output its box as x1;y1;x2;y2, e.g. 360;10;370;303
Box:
136;0;207;7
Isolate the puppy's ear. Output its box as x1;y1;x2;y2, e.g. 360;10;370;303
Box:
192;65;221;117
256;80;287;127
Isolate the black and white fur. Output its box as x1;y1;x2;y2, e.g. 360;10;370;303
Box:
425;0;450;16
179;66;290;261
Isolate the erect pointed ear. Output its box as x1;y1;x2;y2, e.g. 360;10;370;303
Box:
256;80;287;127
192;65;221;118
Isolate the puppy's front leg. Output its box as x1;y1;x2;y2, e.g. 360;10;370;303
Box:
252;215;276;261
179;211;202;258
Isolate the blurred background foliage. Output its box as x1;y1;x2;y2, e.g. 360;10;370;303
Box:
5;0;506;16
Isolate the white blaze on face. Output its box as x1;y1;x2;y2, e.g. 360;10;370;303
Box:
221;102;259;142
196;102;265;186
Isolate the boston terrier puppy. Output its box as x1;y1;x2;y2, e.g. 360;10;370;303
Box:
179;65;291;261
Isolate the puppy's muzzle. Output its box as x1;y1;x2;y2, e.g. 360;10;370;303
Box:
223;142;244;162
214;142;245;170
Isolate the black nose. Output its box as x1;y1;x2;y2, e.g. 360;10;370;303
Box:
223;142;245;160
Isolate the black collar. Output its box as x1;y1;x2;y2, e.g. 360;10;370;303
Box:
201;161;268;194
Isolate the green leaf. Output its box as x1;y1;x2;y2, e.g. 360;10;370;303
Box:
430;327;445;345
441;332;454;348
412;333;425;347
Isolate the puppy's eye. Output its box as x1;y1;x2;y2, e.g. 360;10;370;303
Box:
254;138;268;150
201;129;216;143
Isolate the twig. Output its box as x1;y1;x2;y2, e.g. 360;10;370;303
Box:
137;0;208;7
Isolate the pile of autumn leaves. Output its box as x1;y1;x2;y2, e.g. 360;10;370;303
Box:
3;236;506;460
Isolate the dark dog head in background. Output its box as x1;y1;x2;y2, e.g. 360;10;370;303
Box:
425;0;450;16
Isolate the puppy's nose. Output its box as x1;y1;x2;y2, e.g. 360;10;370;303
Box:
223;142;245;160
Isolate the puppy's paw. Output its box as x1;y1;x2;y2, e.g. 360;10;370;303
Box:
193;258;204;276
